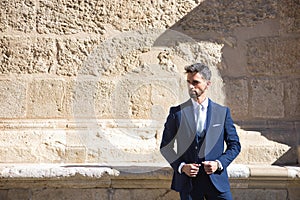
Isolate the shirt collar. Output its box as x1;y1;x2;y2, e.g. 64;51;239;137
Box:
191;97;209;110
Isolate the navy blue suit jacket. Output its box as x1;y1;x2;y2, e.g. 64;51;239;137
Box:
160;99;241;193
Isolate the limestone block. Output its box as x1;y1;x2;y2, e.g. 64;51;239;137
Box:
0;190;8;200
176;0;277;33
223;78;249;119
0;0;36;32
7;189;31;200
288;186;300;200
235;128;290;165
247;37;300;76
0;130;66;163
248;146;290;164
36;0;198;34
56;38;102;76
64;146;87;163
69;79;116;118
82;30;161;77
284;79;300;119
278;0;300;33
125;78;179;120
232;189;287;200
32;188;108;200
250;79;284;118
27;79;68;118
250;165;288;177
0;79;26;118
0;36;55;74
113;189;175;200
37;0;105;34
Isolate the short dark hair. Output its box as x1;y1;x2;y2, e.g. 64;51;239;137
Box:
184;63;211;80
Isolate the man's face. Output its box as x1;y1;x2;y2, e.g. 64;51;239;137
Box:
186;72;210;99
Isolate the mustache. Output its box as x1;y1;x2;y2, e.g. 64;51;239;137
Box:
189;88;206;98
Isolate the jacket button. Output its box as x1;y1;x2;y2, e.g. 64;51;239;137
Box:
195;146;198;149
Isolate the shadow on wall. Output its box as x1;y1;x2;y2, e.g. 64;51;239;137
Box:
68;0;299;167
153;0;299;165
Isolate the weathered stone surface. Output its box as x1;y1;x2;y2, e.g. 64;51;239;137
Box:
278;0;300;33
7;189;31;200
56;37;102;76
247;37;300;76
284;79;300;119
223;78;249;119
27;79;68;118
0;130;66;163
36;0;199;34
0;0;36;32
0;79;26;118
232;189;287;200
176;0;277;33
234;128;290;165
0;36;55;74
250;79;284;118
69;79;116;118
32;188;108;200
114;189;174;200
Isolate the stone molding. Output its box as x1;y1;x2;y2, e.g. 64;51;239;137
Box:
0;164;299;187
0;164;299;199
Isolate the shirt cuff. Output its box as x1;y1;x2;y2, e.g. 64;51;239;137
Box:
178;162;186;174
215;160;223;171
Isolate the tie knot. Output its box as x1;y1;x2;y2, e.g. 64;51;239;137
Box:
199;104;203;112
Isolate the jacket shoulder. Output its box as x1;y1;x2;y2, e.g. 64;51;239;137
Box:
209;99;228;111
170;100;191;113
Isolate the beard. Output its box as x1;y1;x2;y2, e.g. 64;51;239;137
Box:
189;90;200;99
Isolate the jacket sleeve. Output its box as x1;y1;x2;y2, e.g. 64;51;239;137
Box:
217;107;241;169
160;107;182;171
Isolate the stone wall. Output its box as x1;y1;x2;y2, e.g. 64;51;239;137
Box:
0;0;300;199
0;0;299;173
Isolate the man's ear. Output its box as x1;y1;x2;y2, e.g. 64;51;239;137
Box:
206;81;211;89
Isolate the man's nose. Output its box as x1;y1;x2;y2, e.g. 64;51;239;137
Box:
188;83;194;89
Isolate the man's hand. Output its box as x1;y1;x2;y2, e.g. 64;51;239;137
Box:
182;163;200;177
201;161;218;174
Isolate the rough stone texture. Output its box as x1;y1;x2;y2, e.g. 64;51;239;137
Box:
278;0;300;33
27;79;68;118
285;79;300;119
0;36;55;74
232;189;288;200
0;120;292;165
175;0;277;33
0;79;27;118
0;0;36;33
247;37;300;76
223;78;249;118
56;37;103;76
234;127;290;165
35;0;199;34
250;79;284;119
0;130;66;163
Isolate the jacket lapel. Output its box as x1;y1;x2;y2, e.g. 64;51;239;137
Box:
181;99;196;136
206;99;212;130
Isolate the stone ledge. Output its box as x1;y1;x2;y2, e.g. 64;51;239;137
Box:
0;164;299;189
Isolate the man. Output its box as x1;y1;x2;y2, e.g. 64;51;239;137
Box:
160;63;241;200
